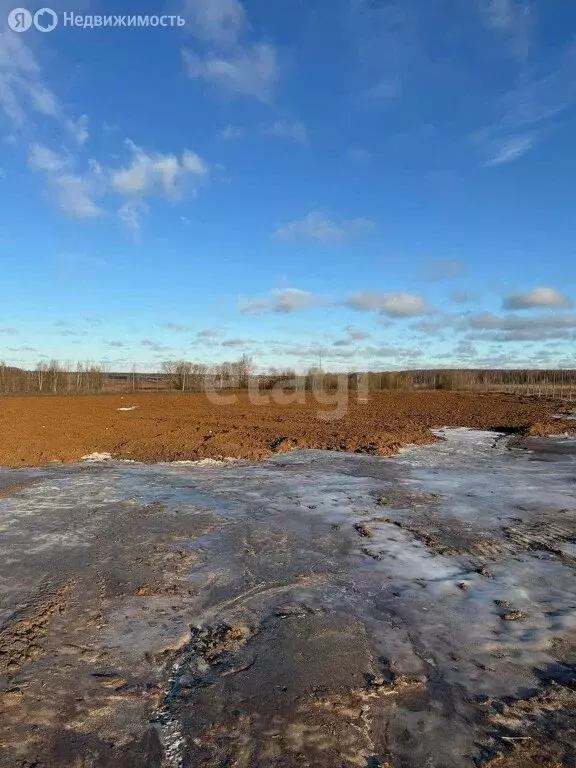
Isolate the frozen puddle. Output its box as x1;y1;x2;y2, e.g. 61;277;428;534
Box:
1;428;575;767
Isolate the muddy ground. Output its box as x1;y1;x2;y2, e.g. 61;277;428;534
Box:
1;426;575;767
0;390;573;466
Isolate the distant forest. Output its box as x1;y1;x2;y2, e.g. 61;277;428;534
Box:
0;358;575;399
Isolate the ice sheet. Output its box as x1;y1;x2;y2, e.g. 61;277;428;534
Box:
1;428;576;766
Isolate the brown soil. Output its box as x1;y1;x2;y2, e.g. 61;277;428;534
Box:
481;673;576;767
0;390;572;467
0;583;72;675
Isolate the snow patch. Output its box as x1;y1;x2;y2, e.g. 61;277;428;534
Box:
161;458;237;467
81;452;113;462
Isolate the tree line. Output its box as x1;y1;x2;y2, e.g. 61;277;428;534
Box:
0;358;574;398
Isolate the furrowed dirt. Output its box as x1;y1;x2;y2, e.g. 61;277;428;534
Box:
0;390;573;467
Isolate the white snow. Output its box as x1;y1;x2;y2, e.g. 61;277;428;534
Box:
81;452;113;461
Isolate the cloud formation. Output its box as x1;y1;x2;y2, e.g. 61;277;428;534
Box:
111;140;208;198
141;339;172;353
159;321;194;332
347;292;429;317
218;124;244;140
418;259;466;281
272;212;375;244
474;31;576;167
503;287;574;310
182;0;245;44
467;311;576;341
263;119;308;143
183;44;278;102
479;0;533;62
118;200;148;233
485;134;535;166
333;324;371;347
27;139;209;226
182;0;279;101
450;290;470;305
239;288;323;314
0;29;88;144
28;144;103;219
413;308;576;343
345;325;370;340
222;337;249;348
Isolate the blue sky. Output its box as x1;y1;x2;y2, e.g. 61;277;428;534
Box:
1;0;575;371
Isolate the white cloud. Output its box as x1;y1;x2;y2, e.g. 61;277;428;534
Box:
347;292;429;317
182;150;209;174
182;0;246;44
482;0;523;30
479;0;532;62
183;43;278;102
160;321;194;332
411;312;459;337
273;288;321;313
222;337;250;348
411;309;576;343
0;30;104;221
361;78;402;101
333;324;371;346
106;340;128;348
118;200;147;232
485;134;535;166
0;30;88;142
475;41;576;166
345;325;370;340
467;311;576;341
239;288;322;314
349;0;417;108
111;140;208;199
0;30;50;126
141;339;172;353
503;287;574;310
28;144;102;219
53;174;102;218
28;143;69;173
181;0;279;102
272;211;375;244
218;124;244;140
67;114;89;145
28;83;58;117
264;119;308;143
8;345;36;353
238;298;271;314
28;138;207;225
